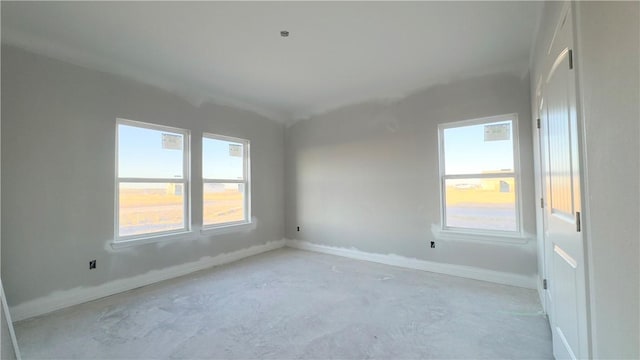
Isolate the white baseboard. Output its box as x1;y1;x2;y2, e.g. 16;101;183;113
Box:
10;239;286;322
10;238;536;322
285;239;536;289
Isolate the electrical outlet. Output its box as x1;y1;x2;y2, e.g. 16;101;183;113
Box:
89;260;96;269
430;241;436;249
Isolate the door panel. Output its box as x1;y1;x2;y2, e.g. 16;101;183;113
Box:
553;244;579;358
547;63;574;217
540;5;589;360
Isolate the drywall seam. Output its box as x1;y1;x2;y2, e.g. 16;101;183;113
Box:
285;239;536;289
9;239;286;322
288;59;530;123
1;31;288;123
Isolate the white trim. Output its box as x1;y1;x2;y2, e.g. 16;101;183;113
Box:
285;239;536;289
10;240;286;322
573;2;596;357
202;132;249;147
443;173;515;180
430;224;531;245
1;279;21;360
533;87;549;315
110;230;195;249
117;178;187;183
200;221;254;236
203;179;245;184
117;118;190;135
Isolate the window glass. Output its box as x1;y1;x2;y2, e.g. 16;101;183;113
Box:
203;183;246;226
439;115;520;233
202;134;250;229
203;138;244;180
443;121;514;175
118;182;185;236
444;177;517;231
118;124;184;179
116;119;189;240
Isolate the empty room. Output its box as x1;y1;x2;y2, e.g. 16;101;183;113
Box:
1;1;638;359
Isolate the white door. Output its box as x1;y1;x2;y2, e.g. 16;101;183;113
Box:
540;6;589;360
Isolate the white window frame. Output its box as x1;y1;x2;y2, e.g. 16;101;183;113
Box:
437;113;523;236
202;133;251;230
115;118;191;243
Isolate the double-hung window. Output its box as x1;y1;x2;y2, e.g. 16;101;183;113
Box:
202;134;250;228
438;114;521;234
116;119;190;241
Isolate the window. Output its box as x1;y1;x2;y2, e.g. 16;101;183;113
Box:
438;114;521;233
202;134;250;228
116;119;190;241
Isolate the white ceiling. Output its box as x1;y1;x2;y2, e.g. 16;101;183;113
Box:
2;1;542;122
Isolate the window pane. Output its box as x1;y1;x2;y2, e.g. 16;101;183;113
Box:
445;177;517;231
118;124;184;179
203;137;244;180
203;183;246;226
443;120;514;175
119;182;185;236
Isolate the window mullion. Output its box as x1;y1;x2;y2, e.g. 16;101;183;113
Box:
203;179;245;184
118;178;187;183
443;173;515;180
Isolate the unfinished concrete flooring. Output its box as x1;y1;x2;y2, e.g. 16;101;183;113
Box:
15;248;552;359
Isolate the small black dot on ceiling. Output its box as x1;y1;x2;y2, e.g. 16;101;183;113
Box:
280;30;289;37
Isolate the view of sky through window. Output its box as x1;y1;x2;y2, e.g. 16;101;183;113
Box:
118;124;184;179
203;137;244;180
443;120;513;175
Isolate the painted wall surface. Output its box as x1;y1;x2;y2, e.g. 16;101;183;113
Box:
574;2;639;358
0;31;18;359
285;72;537;277
1;45;285;306
0;33;17;360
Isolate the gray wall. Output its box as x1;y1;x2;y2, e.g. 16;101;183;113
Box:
1;45;284;306
574;2;638;357
285;72;537;277
1;36;19;360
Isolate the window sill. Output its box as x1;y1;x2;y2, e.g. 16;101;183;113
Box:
111;231;195;249
200;221;255;236
431;225;530;245
110;222;255;249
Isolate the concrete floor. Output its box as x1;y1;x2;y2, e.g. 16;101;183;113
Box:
15;248;552;359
